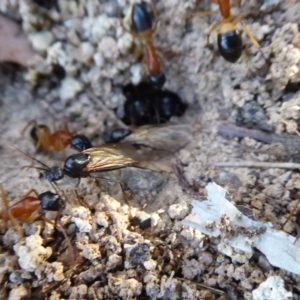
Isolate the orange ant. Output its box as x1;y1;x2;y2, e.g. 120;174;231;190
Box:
192;0;265;63
0;184;63;236
0;184;75;266
122;1;166;87
22;120;92;153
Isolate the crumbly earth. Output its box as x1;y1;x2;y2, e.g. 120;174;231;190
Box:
0;0;300;299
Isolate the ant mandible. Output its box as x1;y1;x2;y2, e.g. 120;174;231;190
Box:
0;184;63;235
22;120;92;153
192;0;265;63
122;1;166;87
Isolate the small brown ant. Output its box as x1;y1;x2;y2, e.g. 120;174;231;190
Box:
192;0;265;63
22;120;92;153
0;184;63;235
0;183;75;268
122;1;166;87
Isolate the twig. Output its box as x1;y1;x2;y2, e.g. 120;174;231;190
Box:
217;122;274;143
215;161;300;170
176;277;226;296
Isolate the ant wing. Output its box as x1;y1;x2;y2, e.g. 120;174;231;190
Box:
82;144;138;172
122;123;192;152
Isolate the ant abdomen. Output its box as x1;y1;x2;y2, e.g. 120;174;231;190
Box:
218;24;243;63
131;3;153;33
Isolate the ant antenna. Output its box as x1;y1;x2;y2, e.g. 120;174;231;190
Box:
10;144;51;170
10;145;67;204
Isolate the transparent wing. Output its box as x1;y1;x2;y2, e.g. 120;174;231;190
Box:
123;123;192;151
83;144;138;172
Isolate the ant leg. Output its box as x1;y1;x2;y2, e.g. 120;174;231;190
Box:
119;15;140;38
140;54;149;78
64;122;70;132
0;184;9;209
0;185;23;236
282;199;300;229
280;119;300;138
74;187;88;208
191;10;219;18
8;210;23;238
206;19;223;46
73;178;89;208
231;0;242;7
41;216;75;266
149;0;158;33
48;181;65;199
19;214;39;223
21;120;38;136
150;0;158;20
89;175;132;210
23;189;39;198
233;17;267;61
0;185;11;233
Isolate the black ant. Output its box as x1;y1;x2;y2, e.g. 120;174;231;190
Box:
192;0;265;63
15;145;138;208
122;81;186;126
122;1;166;87
22;120;92;152
106;123;192;152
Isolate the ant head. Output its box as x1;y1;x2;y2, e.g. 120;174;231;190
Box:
45;166;64;182
70;134;92;151
149;72;166;89
131;2;153;33
63;153;90;178
30;125;50;145
154;90;186;120
105;128;132;143
39;191;63;211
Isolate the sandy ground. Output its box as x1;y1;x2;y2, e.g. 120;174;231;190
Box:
1;0;300;299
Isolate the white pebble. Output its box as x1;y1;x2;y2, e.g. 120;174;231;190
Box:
29;31;54;52
253;276;293;300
